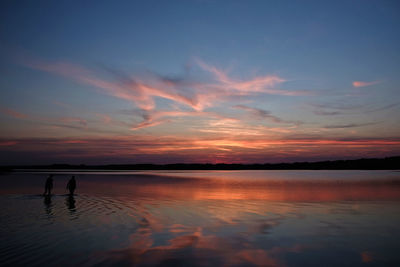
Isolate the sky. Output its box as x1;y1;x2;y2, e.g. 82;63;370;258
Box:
0;0;400;164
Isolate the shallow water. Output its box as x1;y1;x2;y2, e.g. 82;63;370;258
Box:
1;170;400;266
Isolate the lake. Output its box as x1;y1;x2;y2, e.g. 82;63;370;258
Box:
1;170;400;266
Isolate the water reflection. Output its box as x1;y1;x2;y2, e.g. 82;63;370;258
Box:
77;176;400;202
79;174;400;266
1;171;400;266
65;195;76;211
90;230;288;266
43;194;53;216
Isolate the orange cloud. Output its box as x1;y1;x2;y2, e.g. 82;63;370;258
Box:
21;57;309;114
131;119;170;130
352;80;380;87
196;59;309;96
130;109;238;130
22;58;200;111
2;136;400;164
76;75;199;111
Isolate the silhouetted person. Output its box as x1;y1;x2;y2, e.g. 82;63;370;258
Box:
66;176;76;196
43;175;54;196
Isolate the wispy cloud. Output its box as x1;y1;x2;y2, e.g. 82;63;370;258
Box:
367;102;400;113
22;58;199;111
131;109;238;130
0;104;98;132
311;101;399;116
59;117;88;127
234;105;284;123
234;105;301;125
313;110;342;116
131;119;170;130
352;80;380;88
21;56;310;114
196;59;309;96
310;102;365;111
1;136;399;164
96;114;112;124
309;101;363;116
0;107;28;119
323;122;377;129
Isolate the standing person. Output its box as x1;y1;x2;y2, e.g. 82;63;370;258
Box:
43;175;54;196
66;176;76;196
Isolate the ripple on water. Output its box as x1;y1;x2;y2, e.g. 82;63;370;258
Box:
0;194;146;266
1;176;400;267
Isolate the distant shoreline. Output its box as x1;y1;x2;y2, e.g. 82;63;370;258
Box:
1;156;399;171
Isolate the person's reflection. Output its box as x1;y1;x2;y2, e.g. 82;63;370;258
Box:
66;195;76;212
43;194;53;215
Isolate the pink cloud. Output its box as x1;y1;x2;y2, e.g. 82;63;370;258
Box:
22;58;201;111
352;80;380;88
196;59;309;96
59;117;88;127
4;136;400;152
1;136;400;164
131;119;170;130
234;105;293;124
94;114;112;124
0;108;28;119
130;109;239;130
21;56;309;114
96;114;112;124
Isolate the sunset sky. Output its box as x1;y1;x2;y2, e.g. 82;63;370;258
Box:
1;0;400;164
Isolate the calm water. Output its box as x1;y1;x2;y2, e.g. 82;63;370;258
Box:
1;170;400;266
